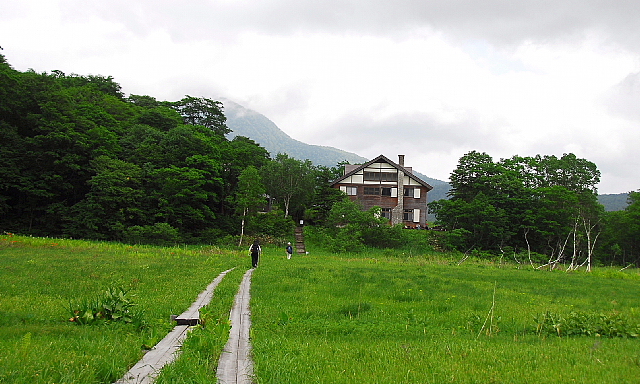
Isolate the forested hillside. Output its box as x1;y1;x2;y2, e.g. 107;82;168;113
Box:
0;54;272;243
598;193;630;211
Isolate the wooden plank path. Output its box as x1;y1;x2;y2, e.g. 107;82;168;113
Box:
216;268;255;384
114;268;234;384
294;227;306;254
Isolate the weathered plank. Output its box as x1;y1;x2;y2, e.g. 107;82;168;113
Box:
114;268;235;384
216;268;254;384
176;268;234;325
115;325;190;384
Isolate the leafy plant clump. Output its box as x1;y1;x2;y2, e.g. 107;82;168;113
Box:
68;286;145;328
534;310;640;338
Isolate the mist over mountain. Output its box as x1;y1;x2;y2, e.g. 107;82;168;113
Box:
222;100;628;211
225;98;631;233
222;99;367;167
222;99;451;202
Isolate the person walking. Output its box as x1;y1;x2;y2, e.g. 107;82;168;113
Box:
286;242;293;259
249;239;261;268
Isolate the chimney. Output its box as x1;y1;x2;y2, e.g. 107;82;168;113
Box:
398;155;405;167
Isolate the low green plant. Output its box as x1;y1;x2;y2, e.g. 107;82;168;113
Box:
68;286;145;328
535;310;640;338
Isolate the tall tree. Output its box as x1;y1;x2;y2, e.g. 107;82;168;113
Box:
431;151;603;266
261;153;315;218
598;191;640;267
170;96;230;135
235;165;267;245
304;164;347;226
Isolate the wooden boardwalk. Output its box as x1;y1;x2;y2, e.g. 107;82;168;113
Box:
294;227;306;254
114;268;235;384
216;268;255;384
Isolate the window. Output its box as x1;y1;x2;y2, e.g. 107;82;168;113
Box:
402;187;421;198
381;187;392;196
364;172;397;181
364;187;380;195
381;208;392;219
340;185;358;195
403;209;413;221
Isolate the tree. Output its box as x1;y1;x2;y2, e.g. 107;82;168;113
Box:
304;164;346;226
261;153;315;218
170;96;230;135
1;56;261;243
432;151;604;267
598;191;640;267
66;156;145;240
235;166;267;245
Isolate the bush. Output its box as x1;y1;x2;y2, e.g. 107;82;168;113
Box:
534;310;640;338
123;223;179;246
440;228;472;251
246;210;295;238
362;224;405;249
327;225;365;253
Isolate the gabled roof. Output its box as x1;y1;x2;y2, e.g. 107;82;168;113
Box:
331;154;434;191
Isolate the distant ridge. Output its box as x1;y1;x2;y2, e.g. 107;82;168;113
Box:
222;99;367;167
598;193;629;211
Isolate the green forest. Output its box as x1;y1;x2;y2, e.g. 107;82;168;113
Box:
1;53;639;267
429;151;640;267
0;53;330;244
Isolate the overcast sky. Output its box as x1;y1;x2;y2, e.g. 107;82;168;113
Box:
3;0;640;194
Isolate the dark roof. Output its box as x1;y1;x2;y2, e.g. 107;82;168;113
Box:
330;154;433;191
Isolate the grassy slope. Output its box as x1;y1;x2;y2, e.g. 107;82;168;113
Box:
251;250;640;384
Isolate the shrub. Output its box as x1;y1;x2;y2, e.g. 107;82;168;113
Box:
68;286;145;329
327;225;365;253
246;210;295;238
123;223;179;246
534;310;640;338
440;228;472;251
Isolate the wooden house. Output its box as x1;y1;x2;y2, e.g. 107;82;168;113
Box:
330;155;433;227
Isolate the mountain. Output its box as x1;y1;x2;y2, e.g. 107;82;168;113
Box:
598;193;629;211
222;99;368;167
222;99;451;202
223;100;632;214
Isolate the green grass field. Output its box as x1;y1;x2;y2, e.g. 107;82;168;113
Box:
1;234;639;383
250;251;640;383
0;235;246;383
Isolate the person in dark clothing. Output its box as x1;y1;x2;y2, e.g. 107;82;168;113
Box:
286;242;293;259
249;239;261;268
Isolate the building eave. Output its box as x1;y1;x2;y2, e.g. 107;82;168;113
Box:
330;154;434;191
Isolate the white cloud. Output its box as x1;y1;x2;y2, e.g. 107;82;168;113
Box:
2;0;640;193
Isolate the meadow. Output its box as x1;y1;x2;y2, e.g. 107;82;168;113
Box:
1;234;639;383
250;251;640;383
0;234;246;383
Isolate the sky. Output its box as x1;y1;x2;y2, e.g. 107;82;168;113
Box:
2;0;640;194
